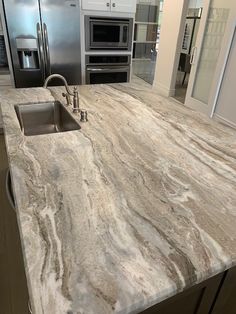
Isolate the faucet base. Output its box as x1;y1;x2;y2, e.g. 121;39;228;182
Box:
73;108;80;114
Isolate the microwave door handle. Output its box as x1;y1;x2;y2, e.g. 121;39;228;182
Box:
36;23;45;81
122;26;128;43
43;23;51;77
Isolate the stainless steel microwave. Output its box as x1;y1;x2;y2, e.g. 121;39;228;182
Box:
85;16;133;51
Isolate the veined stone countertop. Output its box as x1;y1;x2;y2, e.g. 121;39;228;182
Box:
1;80;236;314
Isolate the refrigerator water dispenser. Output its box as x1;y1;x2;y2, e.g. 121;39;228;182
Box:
16;38;39;69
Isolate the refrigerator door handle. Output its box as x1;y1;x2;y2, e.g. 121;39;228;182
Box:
36;22;46;81
43;23;51;77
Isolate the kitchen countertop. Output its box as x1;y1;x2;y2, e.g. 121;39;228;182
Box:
1;79;236;314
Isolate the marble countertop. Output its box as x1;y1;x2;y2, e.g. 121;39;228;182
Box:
1;80;236;314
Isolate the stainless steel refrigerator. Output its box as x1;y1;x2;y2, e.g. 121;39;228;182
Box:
2;0;81;87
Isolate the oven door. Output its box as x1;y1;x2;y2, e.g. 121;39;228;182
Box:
86;65;130;84
89;21;129;49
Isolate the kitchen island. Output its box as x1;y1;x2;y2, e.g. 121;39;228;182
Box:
1;80;236;314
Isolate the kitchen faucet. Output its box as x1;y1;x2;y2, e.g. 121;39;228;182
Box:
43;74;80;113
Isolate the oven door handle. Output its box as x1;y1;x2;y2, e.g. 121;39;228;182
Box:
87;66;129;72
87;68;104;72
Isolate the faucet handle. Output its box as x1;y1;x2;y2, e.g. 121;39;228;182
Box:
72;86;80;114
62;92;72;106
73;86;78;93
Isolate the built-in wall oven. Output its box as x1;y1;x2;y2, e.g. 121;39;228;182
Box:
85;16;133;51
86;55;131;84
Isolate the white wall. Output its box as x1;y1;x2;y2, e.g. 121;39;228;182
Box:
153;0;189;96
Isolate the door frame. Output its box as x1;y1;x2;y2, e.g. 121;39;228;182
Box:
209;16;236;118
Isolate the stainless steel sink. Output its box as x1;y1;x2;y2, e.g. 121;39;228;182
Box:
15;101;81;136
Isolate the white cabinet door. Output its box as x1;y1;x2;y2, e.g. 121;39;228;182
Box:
82;0;110;11
111;0;136;13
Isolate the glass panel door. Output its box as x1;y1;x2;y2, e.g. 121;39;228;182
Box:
185;0;230;114
132;0;164;85
214;27;236;127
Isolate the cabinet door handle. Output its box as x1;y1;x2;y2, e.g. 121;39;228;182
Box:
106;2;110;6
112;2;116;7
5;169;16;212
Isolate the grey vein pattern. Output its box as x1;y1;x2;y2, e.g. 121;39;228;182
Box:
1;79;236;314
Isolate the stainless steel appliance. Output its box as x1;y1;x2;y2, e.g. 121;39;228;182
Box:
86;55;131;84
85;16;133;51
2;0;81;88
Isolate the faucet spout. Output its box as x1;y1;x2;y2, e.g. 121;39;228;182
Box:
43;74;71;95
43;74;80;113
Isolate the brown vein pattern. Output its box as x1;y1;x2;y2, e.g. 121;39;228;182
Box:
1;79;236;314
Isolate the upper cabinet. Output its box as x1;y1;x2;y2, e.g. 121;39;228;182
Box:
111;0;136;13
82;0;110;11
82;0;137;13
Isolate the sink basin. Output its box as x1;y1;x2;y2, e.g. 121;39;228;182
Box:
15;101;81;136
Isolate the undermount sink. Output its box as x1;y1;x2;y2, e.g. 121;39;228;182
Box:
15;101;81;136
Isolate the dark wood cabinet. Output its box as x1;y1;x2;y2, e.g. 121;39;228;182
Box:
140;267;236;314
211;267;236;314
0;136;29;314
140;273;224;314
